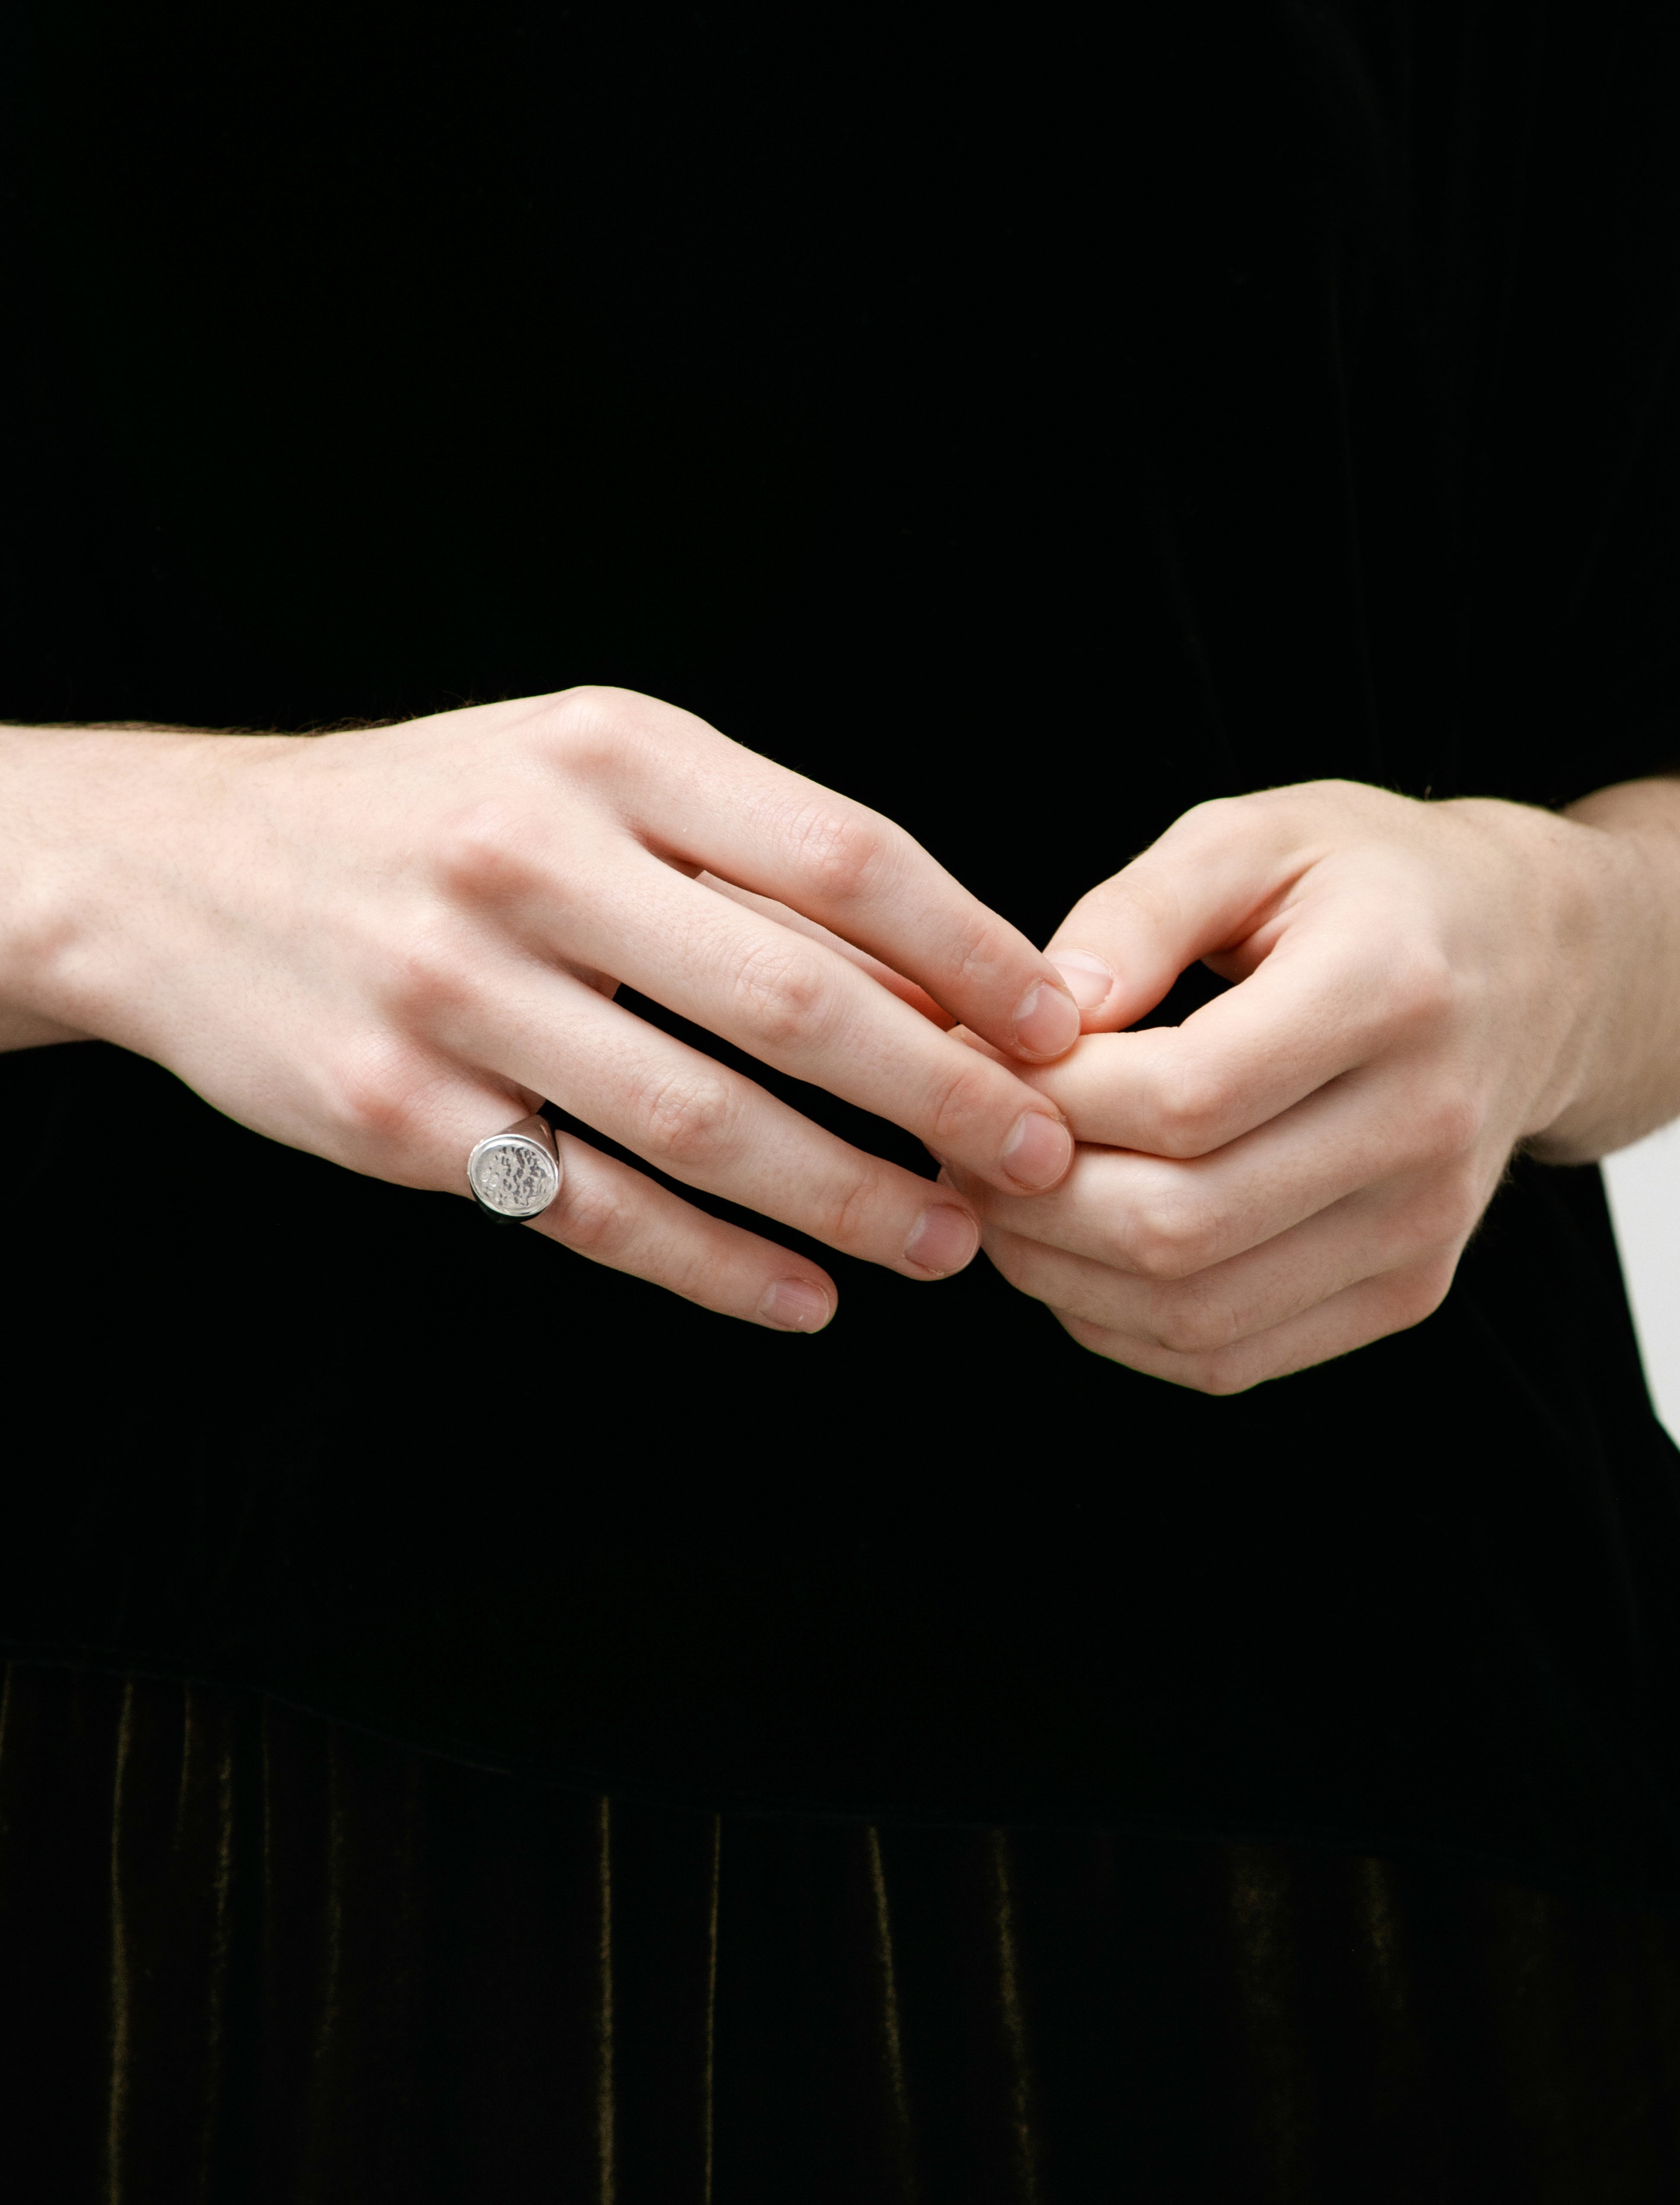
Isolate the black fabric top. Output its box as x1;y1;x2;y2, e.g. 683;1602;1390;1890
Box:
4;3;1680;1901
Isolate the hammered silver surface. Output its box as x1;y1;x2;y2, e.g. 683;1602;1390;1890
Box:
467;1134;562;1218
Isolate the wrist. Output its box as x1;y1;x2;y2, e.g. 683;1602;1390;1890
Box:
1438;794;1633;1160
1511;780;1680;1161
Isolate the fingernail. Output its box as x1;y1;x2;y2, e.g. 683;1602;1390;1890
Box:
1012;978;1081;1058
1049;952;1118;1013
903;1204;981;1278
1002;1110;1073;1190
758;1278;833;1332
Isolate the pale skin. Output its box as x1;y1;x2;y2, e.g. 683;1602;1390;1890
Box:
2;686;1677;1392
944;773;1680;1391
0;687;1081;1330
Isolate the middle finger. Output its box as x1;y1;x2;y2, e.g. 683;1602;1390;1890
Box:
953;1062;1485;1277
536;844;1075;1195
453;954;986;1280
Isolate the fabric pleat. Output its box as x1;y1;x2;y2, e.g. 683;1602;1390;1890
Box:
3;1662;1680;2203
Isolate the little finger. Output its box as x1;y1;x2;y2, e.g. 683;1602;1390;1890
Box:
330;1062;839;1332
528;1130;838;1331
1055;1255;1460;1393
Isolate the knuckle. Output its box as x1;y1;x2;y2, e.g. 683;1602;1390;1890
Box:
1387;1257;1458;1331
811;1161;885;1254
942;913;1012;997
383;931;474;1028
1414;1157;1489;1246
628;1066;740;1169
548;1173;625;1256
1146;1280;1237;1356
1163;1342;1261;1396
433;799;540;902
1172;793;1243;844
1194;1359;1262;1398
1419;1084;1482;1160
552;682;613;721
778;800;889;904
729;937;836;1051
1384;944;1458;1035
1145;1062;1233;1158
925;1055;1006;1149
1118;1191;1215;1281
542;684;631;776
325;1049;428;1154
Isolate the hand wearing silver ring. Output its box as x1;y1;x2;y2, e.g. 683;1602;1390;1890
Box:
0;686;1080;1336
466;1115;562;1220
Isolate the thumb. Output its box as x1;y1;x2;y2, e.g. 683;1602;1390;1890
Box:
1044;797;1303;1032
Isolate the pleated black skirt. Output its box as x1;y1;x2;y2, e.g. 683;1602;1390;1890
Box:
3;1662;1678;2202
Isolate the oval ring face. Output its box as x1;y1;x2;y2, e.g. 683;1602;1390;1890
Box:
466;1132;562;1219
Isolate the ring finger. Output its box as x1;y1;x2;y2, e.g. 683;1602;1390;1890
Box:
380;1070;845;1331
461;959;982;1281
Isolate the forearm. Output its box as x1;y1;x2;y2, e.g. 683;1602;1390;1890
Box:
0;728;87;1050
1531;774;1680;1161
0;722;204;1054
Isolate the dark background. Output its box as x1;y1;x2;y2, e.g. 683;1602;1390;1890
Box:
3;2;1680;1903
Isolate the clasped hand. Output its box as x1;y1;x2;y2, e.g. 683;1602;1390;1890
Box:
7;691;1650;1385
946;780;1634;1392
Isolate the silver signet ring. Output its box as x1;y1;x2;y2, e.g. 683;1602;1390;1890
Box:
466;1115;563;1221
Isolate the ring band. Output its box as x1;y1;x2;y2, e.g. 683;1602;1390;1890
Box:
466;1115;563;1221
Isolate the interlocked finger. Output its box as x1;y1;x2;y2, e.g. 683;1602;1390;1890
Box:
976;1162;1470;1356
1052;1258;1460;1395
438;956;983;1281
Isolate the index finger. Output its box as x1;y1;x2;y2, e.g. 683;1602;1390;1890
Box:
553;853;1078;1196
1024;935;1398;1158
570;687;1084;1062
